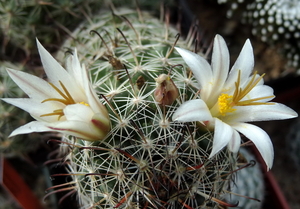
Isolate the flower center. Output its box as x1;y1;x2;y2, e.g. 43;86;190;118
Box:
40;81;89;120
216;71;274;117
218;94;236;116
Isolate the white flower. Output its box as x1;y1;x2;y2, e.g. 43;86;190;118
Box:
172;34;298;170
2;39;110;141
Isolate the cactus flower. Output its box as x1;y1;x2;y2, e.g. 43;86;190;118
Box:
2;39;110;141
172;34;298;170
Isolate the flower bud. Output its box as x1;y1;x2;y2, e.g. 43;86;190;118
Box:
154;74;179;106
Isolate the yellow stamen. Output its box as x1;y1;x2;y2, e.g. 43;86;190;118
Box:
40;81;89;120
40;109;64;120
218;94;236;116
41;81;75;105
217;70;274;116
78;101;90;106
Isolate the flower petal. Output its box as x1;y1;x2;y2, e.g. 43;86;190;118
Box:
64;104;94;121
232;123;274;170
175;47;213;100
2;98;63;122
227;129;241;153
66;49;85;88
243;85;274;103
78;63;107;113
36;39;73;86
48;120;106;141
172;99;213;122
230;103;298;123
67;51;95;104
9;121;53;137
225;39;254;90
5;68;58;100
36;39;83;99
209;118;233;158
211;35;229;97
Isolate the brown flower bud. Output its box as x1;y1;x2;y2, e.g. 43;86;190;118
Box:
154;74;179;106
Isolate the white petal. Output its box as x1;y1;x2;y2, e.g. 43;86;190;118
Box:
249;73;264;86
92;112;111;130
2;98;63;122
227;129;241;153
9;121;53;137
211;35;229;95
172;99;213;122
230;103;298;123
232;123;274;170
175;47;213;90
78;63;105;113
209;118;233;158
66;49;85;87
36;39;72;85
66;51;90;103
36;39;83;99
225;39;254;90
5;68;58;100
243;85;274;103
48;120;103;141
64;104;94;121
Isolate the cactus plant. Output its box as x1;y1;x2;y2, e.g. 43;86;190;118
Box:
1;4;298;209
52;8;236;208
0;0;107;58
225;148;265;209
0;0;174;60
287;117;300;171
216;0;300;73
49;7;296;208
